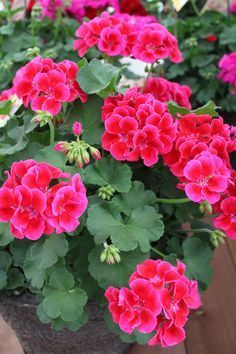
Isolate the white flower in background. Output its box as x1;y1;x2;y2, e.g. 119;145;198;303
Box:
0;95;22;128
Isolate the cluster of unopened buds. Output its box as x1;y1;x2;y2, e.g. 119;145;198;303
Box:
98;185;116;201
55;122;101;168
100;242;121;264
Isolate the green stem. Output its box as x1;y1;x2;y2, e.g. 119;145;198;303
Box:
48;120;55;145
168;228;212;234
191;0;200;16
142;63;154;93
156;197;190;204
151;247;166;258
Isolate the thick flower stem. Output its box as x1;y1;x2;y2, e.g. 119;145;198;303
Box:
48;120;55;145
151;247;166;258
191;0;200;16
156;197;190;204
169;228;212;234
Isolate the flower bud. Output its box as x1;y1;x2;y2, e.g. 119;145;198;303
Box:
32;111;53;127
81;148;90;165
100;243;121;264
54;142;68;153
98;185;115;201
199;201;213;216
210;229;226;248
72;122;83;136
25;47;41;59
89;146;101;161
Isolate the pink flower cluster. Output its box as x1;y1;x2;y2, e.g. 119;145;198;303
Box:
162;112;236;238
105;259;201;347
13;56;87;116
73;12;182;64
38;0;119;21
218;53;236;95
0;160;88;240
101;88;177;167
142;77;192;109
230;0;236;13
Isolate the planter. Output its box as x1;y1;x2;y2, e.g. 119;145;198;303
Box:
0;295;130;354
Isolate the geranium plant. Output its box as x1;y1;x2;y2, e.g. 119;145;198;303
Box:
0;5;236;349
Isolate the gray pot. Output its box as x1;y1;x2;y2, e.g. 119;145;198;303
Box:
0;294;130;354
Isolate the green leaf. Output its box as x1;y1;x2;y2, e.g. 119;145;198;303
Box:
28;235;69;269
23;259;47;289
0;100;12;115
192;100;219;117
0;251;12;271
168;100;219;118
0;137;28;155
10;239;30;266
0;270;7;289
84;157;132;193
0;224;14;246
112;181;156;215
77;59;121;97
65;95;104;145
34;146;67;170
89;246;149;289
42;269;87;321
87;202;164;252
6;268;24;289
183;238;213;287
167;100;190;117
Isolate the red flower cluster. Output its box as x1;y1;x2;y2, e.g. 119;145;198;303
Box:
73;12;182;64
120;0;148;16
105;259;201;347
142;77;192;109
13;57;87;116
101;88;177;167
0;160;88;240
163;112;236;237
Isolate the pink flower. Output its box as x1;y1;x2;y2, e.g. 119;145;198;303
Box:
106;259;201;348
105;278;162;334
218;53;236;94
160;278;201;327
98;28;126;56
73;12;182;64
129;259;184;290
101;89;176;166
13;57;87;115
0;187;21;222
45;174;88;234
0;160;88;240
183;151;230;204
10;186;47;240
143;77;192;109
230;0;236;13
148;319;186;347
214;197;236;239
73;122;83;136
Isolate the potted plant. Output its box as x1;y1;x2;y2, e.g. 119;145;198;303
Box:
0;4;235;354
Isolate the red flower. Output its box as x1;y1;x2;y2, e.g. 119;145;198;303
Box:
0;160;88;240
13;57;87;115
98;27;126;56
101;89;176;167
183;151;230;204
105;278;162;334
205;35;217;42
0;187;21;222
106;259;201;348
143;77;192;109
214;197;236;239
129;259;184;290
148;319;186;347
10;185;47;240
